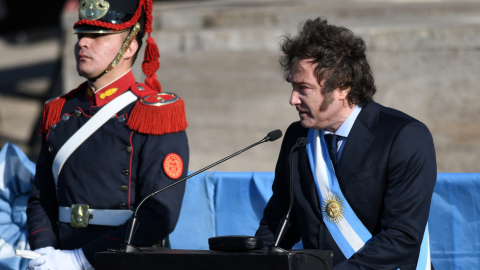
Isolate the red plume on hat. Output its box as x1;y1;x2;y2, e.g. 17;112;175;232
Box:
141;0;162;92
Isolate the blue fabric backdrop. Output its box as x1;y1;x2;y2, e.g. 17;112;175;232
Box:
428;173;480;269
170;172;480;269
0;143;478;269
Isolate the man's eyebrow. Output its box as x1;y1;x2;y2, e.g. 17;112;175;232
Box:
289;79;313;87
286;77;303;84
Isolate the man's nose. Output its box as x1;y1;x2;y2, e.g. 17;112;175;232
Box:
77;36;90;48
289;90;300;106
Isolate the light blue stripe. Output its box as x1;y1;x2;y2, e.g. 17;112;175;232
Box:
306;129;367;258
416;224;430;270
307;129;372;258
307;131;353;256
318;130;372;244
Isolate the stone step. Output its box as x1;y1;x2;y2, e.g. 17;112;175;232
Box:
152;0;480;31
153;23;480;54
143;0;480;53
63;1;480;54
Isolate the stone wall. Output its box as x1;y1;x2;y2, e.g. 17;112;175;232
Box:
62;0;480;172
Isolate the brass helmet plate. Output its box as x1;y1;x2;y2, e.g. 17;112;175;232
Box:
79;0;110;20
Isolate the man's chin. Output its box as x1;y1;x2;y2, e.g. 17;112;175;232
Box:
77;69;99;80
299;119;313;129
77;67;89;78
299;119;323;130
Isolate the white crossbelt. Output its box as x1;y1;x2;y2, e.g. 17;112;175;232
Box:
59;206;133;226
52;90;137;187
51;91;137;226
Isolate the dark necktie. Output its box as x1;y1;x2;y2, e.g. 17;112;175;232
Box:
324;134;338;167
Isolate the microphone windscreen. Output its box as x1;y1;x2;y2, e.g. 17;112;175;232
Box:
267;130;283;142
296;137;308;147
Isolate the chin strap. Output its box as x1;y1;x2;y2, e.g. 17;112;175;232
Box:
89;23;142;83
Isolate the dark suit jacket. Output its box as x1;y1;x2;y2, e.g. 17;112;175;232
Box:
256;101;437;270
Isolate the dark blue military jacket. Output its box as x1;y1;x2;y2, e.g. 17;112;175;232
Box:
27;71;189;266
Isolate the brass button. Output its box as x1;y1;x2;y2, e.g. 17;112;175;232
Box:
119;203;127;209
75;110;82;117
118;115;126;122
48;146;54;153
122;170;130;176
62;114;69;122
125;146;132;153
120;185;128;192
51;124;57;130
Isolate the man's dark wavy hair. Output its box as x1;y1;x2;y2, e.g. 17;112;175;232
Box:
281;17;376;105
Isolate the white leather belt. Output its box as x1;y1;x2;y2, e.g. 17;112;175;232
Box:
59;206;133;227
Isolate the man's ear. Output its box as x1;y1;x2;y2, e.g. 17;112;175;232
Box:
123;38;138;61
336;86;351;99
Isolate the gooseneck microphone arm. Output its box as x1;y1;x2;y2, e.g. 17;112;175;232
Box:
268;137;308;253
123;129;283;252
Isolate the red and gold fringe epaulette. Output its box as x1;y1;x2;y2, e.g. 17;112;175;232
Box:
39;82;86;134
126;84;188;136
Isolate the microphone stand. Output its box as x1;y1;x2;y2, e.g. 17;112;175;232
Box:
268;137;308;253
122;130;283;252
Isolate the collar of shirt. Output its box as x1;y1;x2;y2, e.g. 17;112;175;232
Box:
323;105;362;159
85;69;136;107
324;105;362;138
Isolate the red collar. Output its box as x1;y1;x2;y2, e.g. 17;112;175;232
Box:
85;70;136;107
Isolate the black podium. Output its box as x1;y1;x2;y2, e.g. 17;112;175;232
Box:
95;248;333;270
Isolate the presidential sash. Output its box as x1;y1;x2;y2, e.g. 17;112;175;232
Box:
306;128;431;270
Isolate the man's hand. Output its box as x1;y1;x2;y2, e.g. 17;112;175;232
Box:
27;247;93;270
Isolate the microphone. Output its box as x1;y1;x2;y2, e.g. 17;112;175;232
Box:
295;137;308;147
264;129;283;142
122;129;283;252
268;137;308;253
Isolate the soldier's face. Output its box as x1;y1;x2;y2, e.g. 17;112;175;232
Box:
288;59;349;132
75;32;126;79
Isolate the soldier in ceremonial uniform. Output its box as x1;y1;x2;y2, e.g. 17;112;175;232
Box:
26;1;189;269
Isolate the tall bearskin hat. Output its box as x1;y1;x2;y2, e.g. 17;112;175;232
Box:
73;0;162;92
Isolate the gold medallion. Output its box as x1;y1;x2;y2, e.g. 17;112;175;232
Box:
322;194;345;223
79;0;110;20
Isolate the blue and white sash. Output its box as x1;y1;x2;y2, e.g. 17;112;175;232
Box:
306;128;430;269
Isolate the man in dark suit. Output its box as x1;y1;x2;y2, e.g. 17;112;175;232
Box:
255;17;436;269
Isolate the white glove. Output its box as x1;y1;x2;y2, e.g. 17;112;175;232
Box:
27;247;94;270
